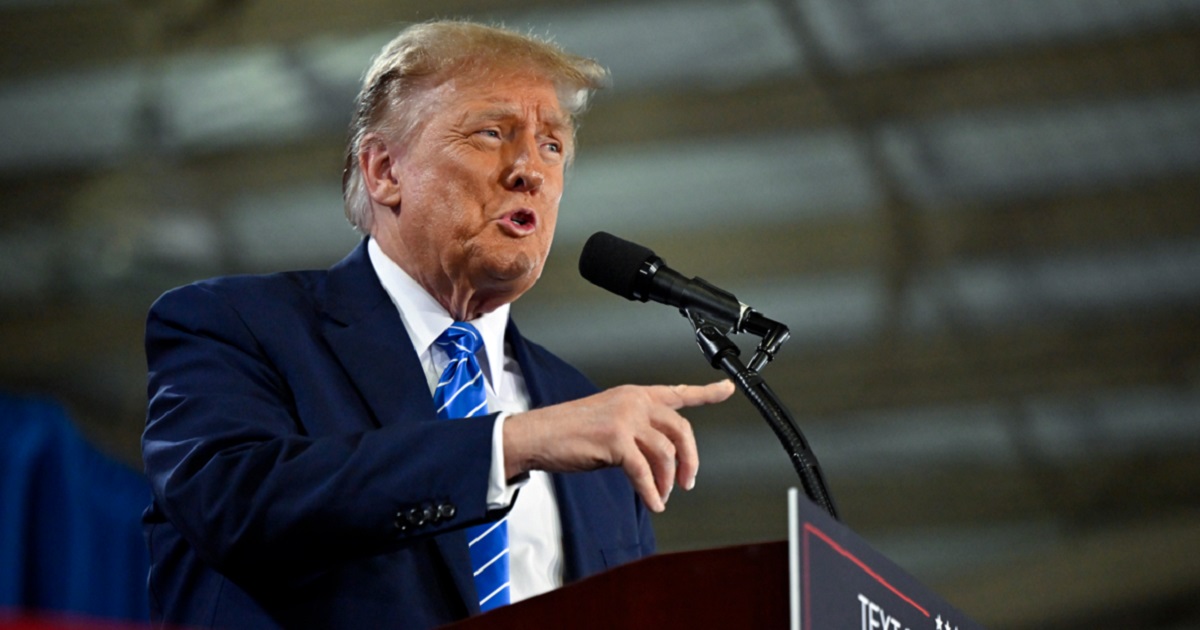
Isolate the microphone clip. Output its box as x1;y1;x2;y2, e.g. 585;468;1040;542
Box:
685;308;790;373
741;311;790;372
686;310;741;372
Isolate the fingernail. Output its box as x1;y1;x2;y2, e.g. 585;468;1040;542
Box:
685;476;695;491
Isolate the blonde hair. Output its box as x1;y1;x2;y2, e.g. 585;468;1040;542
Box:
341;20;610;234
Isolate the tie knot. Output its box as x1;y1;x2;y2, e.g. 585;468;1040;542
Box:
434;322;483;359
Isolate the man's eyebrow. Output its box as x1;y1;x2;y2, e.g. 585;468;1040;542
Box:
464;105;572;135
541;110;572;135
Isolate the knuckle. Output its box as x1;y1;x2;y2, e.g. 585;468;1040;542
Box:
624;457;651;481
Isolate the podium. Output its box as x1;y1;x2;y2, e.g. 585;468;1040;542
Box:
447;490;983;629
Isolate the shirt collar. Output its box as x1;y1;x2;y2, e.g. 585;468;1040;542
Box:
367;238;509;385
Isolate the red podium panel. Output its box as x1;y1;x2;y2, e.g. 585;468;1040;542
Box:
445;542;788;629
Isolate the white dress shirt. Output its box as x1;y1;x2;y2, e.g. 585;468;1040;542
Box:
367;238;563;603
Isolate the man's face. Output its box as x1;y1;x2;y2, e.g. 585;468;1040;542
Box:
372;70;572;318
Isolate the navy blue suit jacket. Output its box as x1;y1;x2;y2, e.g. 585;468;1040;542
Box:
142;240;655;629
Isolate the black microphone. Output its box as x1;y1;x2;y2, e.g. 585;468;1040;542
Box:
579;231;772;335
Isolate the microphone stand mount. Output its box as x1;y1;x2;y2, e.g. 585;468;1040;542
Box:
685;309;839;520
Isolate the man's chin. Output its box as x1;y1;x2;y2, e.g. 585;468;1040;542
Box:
478;252;541;292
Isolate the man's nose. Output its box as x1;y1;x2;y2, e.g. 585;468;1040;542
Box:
502;140;545;193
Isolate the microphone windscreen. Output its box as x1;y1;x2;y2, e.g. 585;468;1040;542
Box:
578;231;656;300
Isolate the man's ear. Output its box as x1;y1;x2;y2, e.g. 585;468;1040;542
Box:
359;133;403;208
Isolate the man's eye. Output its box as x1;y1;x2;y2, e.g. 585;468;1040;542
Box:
477;129;501;139
544;142;562;154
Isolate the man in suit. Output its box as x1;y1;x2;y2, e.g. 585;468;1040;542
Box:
141;20;734;629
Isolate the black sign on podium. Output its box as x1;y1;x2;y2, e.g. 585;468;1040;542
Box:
788;488;984;630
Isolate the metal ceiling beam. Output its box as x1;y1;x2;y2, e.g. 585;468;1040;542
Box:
4;6;1196;131
579;24;1200;146
1;4;140;79
1;23;1195;233
1;22;1195;241
0;0;603;80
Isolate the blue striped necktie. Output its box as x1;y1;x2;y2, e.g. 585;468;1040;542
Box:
433;322;510;612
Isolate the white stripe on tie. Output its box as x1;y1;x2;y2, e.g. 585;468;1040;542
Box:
478;582;510;607
473;548;509;577
435;371;482;414
469;516;507;546
435;357;468;386
449;324;479;341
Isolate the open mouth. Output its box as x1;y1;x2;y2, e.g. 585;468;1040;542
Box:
500;209;537;234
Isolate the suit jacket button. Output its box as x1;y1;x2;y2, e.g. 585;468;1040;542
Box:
406;508;425;526
393;513;409;532
421;505;435;523
437;503;456;521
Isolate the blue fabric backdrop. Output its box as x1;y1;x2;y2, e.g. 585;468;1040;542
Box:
0;394;150;622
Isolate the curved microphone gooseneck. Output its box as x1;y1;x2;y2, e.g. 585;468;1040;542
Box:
578;231;839;520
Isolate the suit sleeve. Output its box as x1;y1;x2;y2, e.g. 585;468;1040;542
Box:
142;283;497;585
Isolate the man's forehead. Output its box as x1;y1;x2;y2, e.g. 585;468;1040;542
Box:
444;70;571;122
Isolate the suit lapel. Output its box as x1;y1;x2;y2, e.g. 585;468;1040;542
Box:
318;240;478;614
318;240;434;430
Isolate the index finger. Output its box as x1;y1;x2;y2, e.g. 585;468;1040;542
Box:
654;380;736;409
